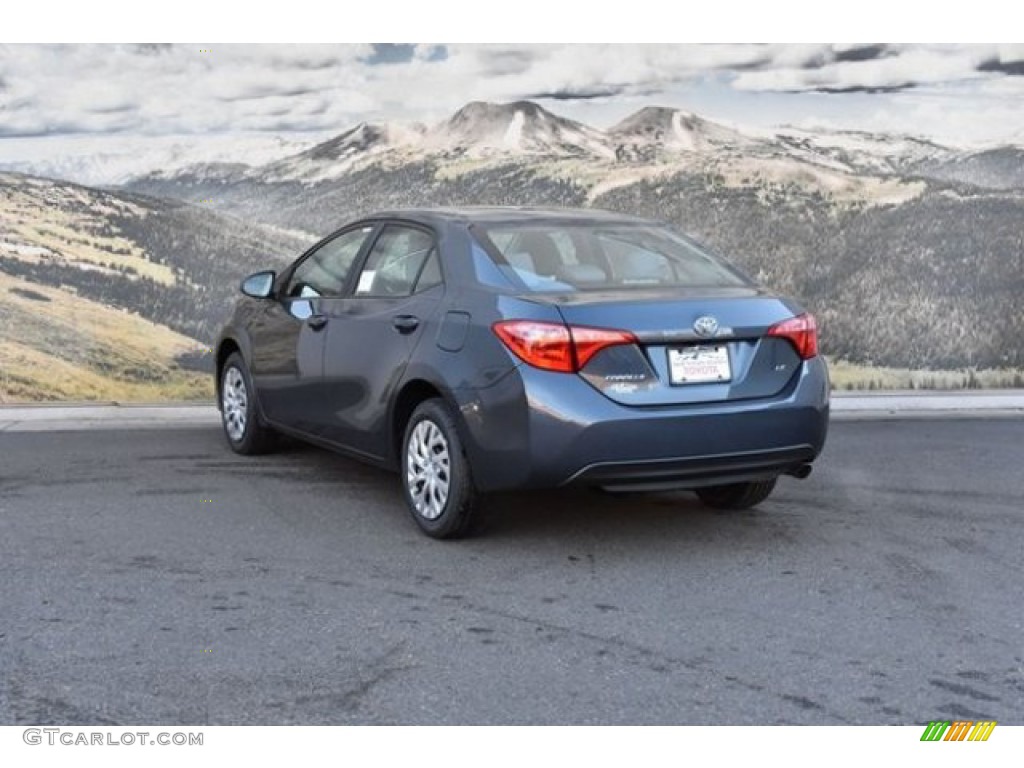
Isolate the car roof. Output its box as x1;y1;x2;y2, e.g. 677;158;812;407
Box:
361;206;661;228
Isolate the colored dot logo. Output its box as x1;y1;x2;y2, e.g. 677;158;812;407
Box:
199;49;212;53
201;499;213;503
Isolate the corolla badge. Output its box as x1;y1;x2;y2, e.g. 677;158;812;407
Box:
693;315;719;338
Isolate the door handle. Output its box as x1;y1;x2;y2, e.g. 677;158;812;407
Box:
392;315;420;333
307;314;328;331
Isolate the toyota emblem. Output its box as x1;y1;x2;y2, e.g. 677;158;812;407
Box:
693;315;719;338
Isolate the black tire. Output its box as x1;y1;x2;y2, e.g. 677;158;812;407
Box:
219;352;276;455
400;398;478;539
696;478;777;510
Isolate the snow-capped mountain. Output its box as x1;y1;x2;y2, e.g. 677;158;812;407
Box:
168;101;979;186
609;106;760;155
156;101;620;184
9;100;1015;192
425;100;615;159
258;121;427;182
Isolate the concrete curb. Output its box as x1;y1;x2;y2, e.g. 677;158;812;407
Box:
828;390;1024;421
1;392;1023;432
0;404;218;432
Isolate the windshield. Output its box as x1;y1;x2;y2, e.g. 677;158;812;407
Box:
472;223;749;292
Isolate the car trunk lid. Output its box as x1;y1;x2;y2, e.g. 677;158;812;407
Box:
533;287;805;406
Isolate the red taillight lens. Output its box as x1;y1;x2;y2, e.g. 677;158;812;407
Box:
767;313;818;359
493;320;574;372
570;326;638;368
493;321;637;372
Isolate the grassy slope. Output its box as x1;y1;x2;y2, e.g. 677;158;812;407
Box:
0;271;211;402
1;173;175;283
0;173;303;402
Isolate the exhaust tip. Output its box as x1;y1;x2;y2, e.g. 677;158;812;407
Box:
787;463;813;480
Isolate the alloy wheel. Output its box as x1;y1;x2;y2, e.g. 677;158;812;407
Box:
222;365;248;442
406;419;451;520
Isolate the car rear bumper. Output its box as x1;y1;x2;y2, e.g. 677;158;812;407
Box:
452;356;830;493
564;444;818;491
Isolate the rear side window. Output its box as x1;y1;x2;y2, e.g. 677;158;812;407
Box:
414;250;443;292
354;225;439;297
474;224;747;292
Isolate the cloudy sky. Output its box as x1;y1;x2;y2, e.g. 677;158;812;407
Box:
1;43;1022;159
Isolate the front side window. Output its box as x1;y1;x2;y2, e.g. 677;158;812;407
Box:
474;224;748;292
354;225;439;297
285;226;373;299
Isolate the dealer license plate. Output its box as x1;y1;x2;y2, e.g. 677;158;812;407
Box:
667;345;732;384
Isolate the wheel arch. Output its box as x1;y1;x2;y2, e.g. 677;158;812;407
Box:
214;338;242;409
214;332;255;412
389;377;465;469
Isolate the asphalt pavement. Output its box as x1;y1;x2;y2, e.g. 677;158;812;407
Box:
0;419;1021;724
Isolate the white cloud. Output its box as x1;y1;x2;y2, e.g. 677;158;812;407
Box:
0;43;1021;144
0;43;379;136
733;46;997;92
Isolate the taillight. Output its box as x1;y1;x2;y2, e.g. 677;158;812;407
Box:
492;320;637;372
570;326;638;368
767;313;818;359
493;321;574;372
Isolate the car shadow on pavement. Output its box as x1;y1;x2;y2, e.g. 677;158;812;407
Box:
208;430;808;550
478;486;785;541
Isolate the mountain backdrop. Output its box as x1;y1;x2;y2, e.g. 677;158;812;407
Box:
2;100;1023;401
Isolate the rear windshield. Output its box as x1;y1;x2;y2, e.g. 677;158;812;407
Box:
472;223;748;292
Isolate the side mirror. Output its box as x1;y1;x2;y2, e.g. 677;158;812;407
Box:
240;270;276;299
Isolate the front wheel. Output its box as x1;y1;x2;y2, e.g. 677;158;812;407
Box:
401;398;478;539
220;352;276;455
696;478;777;510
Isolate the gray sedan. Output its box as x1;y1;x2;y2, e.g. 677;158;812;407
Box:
215;207;829;538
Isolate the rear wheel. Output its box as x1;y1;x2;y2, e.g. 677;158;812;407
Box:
401;398;478;539
696;479;777;510
220;352;276;455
